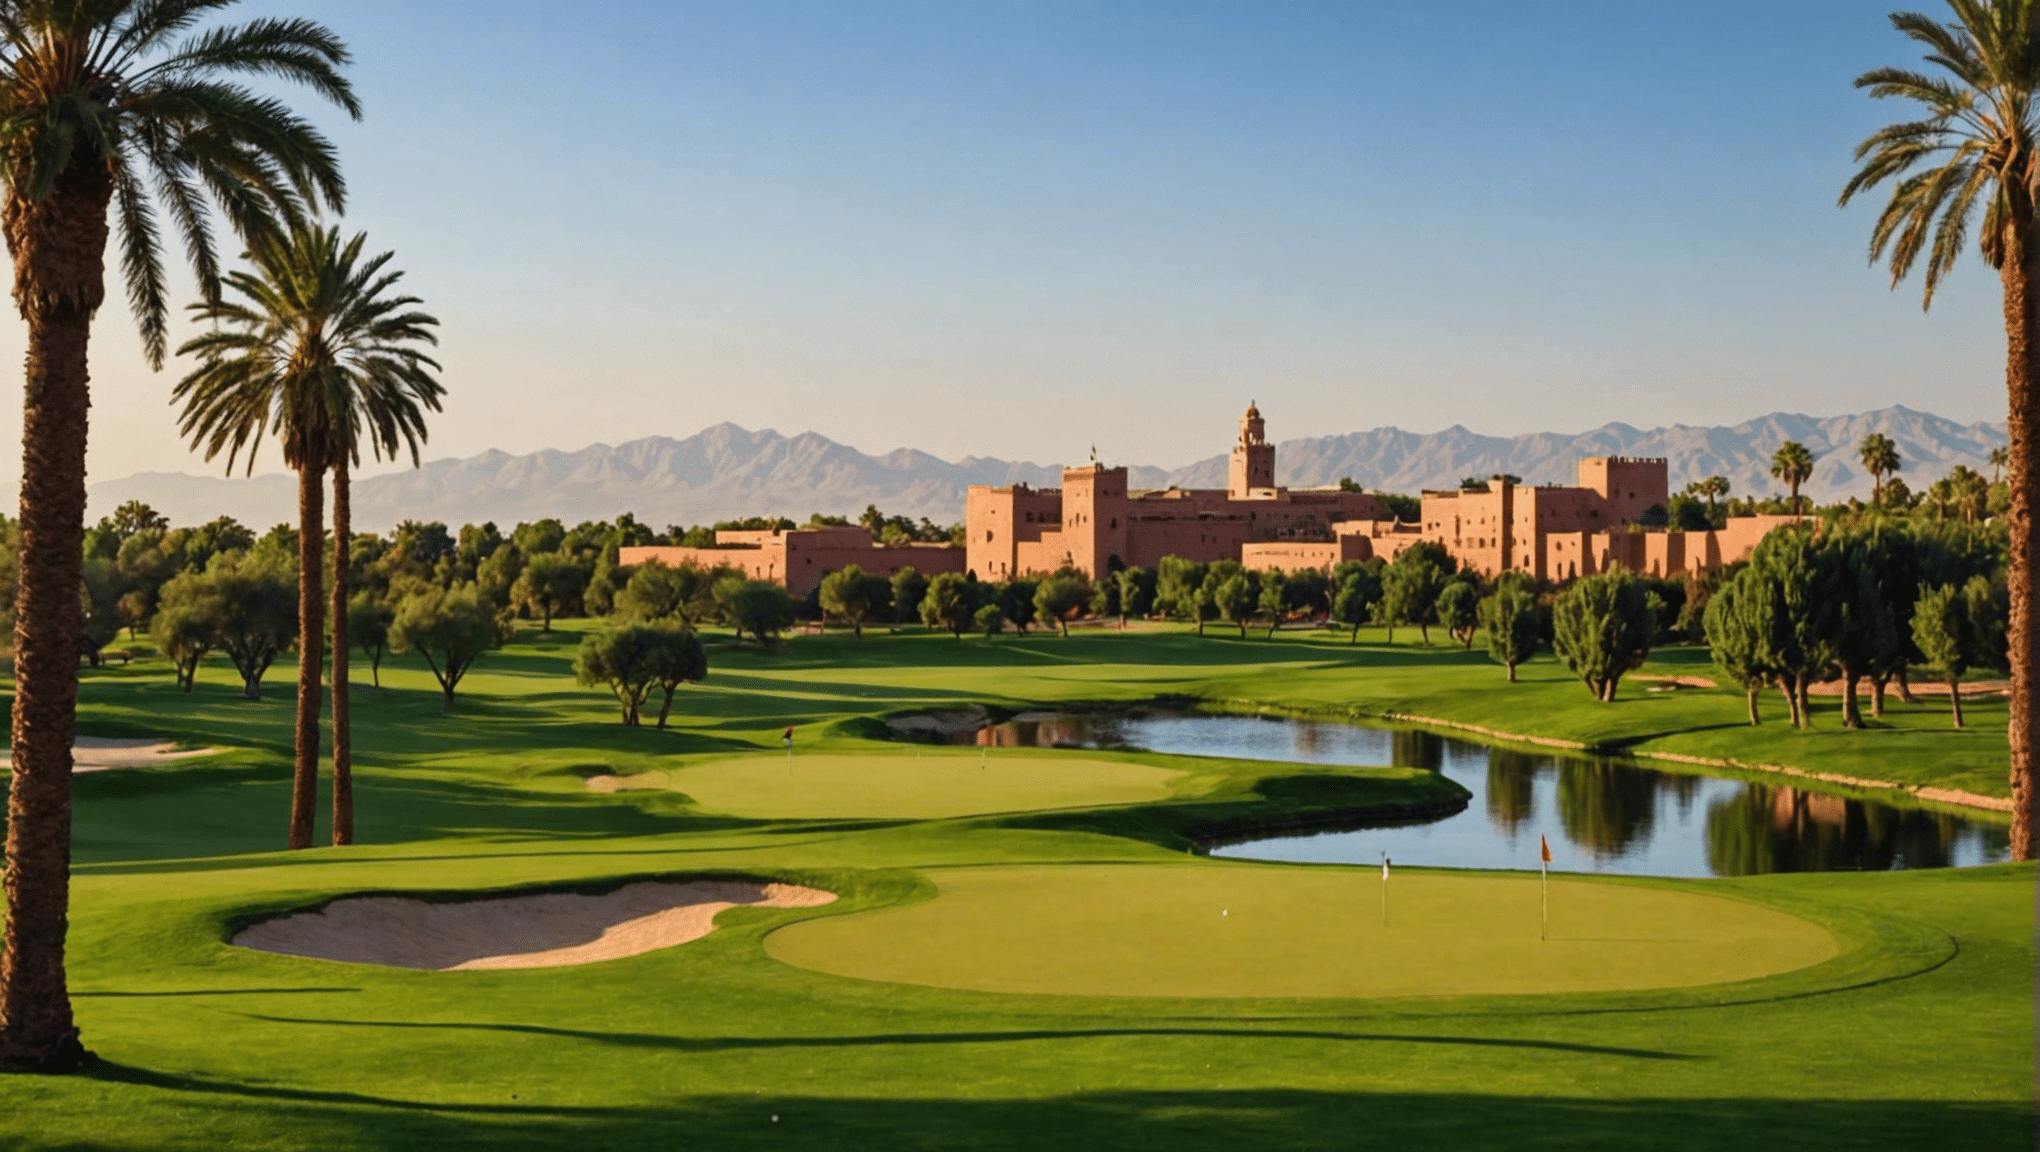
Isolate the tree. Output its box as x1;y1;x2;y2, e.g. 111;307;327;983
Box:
206;554;298;702
1550;570;1655;701
1770;441;1817;518
817;564;891;639
176;224;442;849
348;591;394;688
1330;563;1383;643
0;3;357;1070
512;552;586;631
1991;444;2009;484
645;627;708;729
1859;433;1903;504
1479;578;1542;682
1154;555;1210;631
1256;570;1288;638
1034;573;1090;637
1115;566;1156;628
972;603;1005;638
890;567;928;626
998;578;1039;634
616;559;714;628
1740;528;1845;728
77;559;121;667
920;573;974;638
575;624;664;726
1913;576;2009;729
1704;571;1779;726
1382;542;1451;643
1686;475;1731;524
1840;0;2040;855
105;501;167;541
1434;580;1481;649
389;584;510;710
150;598;216;693
728;581;794;645
1822;529;1899;730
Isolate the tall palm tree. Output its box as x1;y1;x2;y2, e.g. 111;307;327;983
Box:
1991;443;2009;482
1859;432;1903;504
174;227;437;847
1770;441;1817;519
1841;0;2039;859
0;2;353;1074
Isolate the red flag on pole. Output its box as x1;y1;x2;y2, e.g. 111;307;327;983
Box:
1540;835;1552;864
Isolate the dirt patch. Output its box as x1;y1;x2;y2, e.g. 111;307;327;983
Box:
1805;678;2009;698
583;773;668;793
0;737;217;774
1640;675;1717;691
233;880;836;970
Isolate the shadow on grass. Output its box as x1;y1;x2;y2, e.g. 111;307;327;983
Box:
70;1065;2032;1151
224;1015;1701;1061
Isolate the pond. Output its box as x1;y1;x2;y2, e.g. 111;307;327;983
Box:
940;711;2011;879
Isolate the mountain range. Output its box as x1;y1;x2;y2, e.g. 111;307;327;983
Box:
80;406;2009;533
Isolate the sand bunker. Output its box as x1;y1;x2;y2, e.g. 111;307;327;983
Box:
233;879;835;970
0;737;216;774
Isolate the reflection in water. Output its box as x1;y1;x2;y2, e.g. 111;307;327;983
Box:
1556;760;1658;859
937;710;2011;878
1703;785;1982;875
1484;752;1539;837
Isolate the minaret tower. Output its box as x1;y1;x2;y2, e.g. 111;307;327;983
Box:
1228;401;1276;498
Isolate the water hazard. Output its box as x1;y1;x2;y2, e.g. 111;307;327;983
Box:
944;711;2010;878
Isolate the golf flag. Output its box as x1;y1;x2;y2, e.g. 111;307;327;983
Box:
1540;835;1552;867
782;726;794;746
1381;857;1390;881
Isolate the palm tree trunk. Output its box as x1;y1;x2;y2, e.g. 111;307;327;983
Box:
2002;227;2039;859
0;166;111;1072
289;464;326;850
330;457;353;847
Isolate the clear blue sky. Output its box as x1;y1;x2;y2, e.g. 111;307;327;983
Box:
30;0;2009;479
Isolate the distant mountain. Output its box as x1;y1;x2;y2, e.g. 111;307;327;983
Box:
82;406;2008;533
1160;406;2008;506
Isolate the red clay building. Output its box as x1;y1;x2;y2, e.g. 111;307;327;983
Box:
970;405;1795;582
619;525;966;596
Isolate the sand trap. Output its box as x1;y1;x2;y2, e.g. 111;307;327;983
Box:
1641;675;1717;691
233;879;835;970
0;737;216;774
1805;678;2008;698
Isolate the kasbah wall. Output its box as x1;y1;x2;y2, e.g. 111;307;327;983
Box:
620;404;1796;594
967;404;1798;584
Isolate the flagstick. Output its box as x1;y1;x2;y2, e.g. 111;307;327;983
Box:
1540;858;1548;942
1380;854;1389;928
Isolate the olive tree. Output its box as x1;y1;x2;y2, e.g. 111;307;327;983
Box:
390;584;511;709
1551;570;1655;701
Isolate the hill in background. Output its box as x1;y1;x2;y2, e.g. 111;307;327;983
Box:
81;406;2006;533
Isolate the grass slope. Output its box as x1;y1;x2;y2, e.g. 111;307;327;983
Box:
0;620;2025;1150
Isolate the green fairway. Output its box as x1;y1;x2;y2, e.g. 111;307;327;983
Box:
0;620;2026;1150
766;862;1839;998
654;751;1186;819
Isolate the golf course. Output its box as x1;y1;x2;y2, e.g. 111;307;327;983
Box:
0;622;2028;1149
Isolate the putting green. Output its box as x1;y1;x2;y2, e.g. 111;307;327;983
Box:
767;863;1840;998
660;752;1185;819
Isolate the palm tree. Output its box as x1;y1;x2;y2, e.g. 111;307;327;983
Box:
1684;475;1731;523
0;3;353;1074
1770;441;1817;519
1991;444;2009;483
1858;433;1903;504
176;226;441;847
1841;0;2038;858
